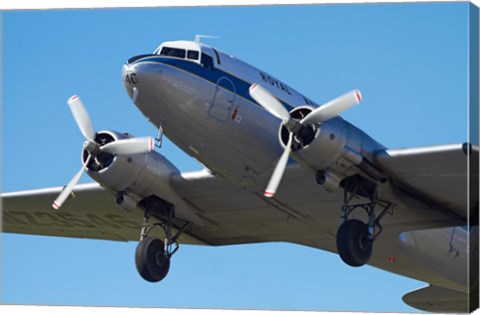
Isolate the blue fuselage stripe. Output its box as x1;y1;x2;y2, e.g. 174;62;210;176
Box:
131;56;295;111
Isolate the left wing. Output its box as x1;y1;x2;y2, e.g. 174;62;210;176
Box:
1;183;204;244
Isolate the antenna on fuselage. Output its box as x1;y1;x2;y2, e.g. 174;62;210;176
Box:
194;35;219;43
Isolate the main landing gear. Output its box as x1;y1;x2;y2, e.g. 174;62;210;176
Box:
135;206;191;282
336;176;393;267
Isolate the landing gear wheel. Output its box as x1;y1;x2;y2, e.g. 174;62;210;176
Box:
336;219;372;267
135;236;171;282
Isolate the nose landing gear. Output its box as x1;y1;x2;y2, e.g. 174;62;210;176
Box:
336;177;393;267
135;209;191;282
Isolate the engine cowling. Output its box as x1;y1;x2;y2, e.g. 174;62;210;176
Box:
82;130;143;191
278;106;348;170
83;130;202;224
277;107;383;191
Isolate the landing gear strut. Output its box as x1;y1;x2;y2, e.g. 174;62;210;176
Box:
336;177;393;267
135;209;191;282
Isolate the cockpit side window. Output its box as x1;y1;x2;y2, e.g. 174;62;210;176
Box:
201;53;214;70
187;50;199;60
160;47;186;58
211;48;221;65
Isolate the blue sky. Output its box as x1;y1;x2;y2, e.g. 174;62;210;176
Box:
1;2;472;313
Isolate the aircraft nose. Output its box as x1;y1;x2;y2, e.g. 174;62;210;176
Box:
122;54;162;103
122;63;138;101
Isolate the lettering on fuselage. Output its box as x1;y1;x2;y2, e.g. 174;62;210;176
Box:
125;73;138;85
260;72;292;95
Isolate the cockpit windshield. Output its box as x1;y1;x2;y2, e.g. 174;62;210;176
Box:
157;46;200;61
160;47;186;58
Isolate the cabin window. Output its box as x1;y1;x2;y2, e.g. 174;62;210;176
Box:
160;47;186;58
201;53;214;70
187;50;199;60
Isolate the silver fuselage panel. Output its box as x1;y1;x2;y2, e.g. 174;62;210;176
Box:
122;53;383;187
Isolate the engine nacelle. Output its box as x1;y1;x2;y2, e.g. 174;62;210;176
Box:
81;130;201;224
277;107;385;189
82;131;170;192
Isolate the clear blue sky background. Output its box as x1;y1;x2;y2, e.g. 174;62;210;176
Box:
1;2;471;313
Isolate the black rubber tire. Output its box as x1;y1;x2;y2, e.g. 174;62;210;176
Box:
135;236;170;282
336;219;373;267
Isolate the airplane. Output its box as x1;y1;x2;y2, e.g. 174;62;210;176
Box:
1;38;478;313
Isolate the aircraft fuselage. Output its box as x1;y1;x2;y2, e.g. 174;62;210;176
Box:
122;41;384;187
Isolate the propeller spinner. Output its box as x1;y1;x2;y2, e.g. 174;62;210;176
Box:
52;96;154;209
249;84;361;198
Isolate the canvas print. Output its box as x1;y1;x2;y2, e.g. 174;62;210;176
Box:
1;2;479;313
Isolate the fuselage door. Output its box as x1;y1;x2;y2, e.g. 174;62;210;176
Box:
208;77;235;121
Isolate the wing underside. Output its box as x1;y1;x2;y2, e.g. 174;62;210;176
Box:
1;184;204;244
2;143;476;312
374;143;478;220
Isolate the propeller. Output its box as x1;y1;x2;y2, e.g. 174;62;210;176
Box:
52;95;154;209
101;137;154;155
68;95;95;141
52;156;91;210
249;84;290;121
299;90;361;125
249;84;361;198
263;132;293;198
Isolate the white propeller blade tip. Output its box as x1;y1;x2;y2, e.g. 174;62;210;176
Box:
264;191;275;198
149;137;155;152
355;90;362;103
52;201;61;210
67;95;79;104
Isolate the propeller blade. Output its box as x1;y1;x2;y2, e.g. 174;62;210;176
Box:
249;84;290;121
52;162;87;209
67;95;95;141
100;137;155;155
300;90;361;126
264;132;294;198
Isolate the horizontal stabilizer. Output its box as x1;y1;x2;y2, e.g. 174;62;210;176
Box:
403;285;474;313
